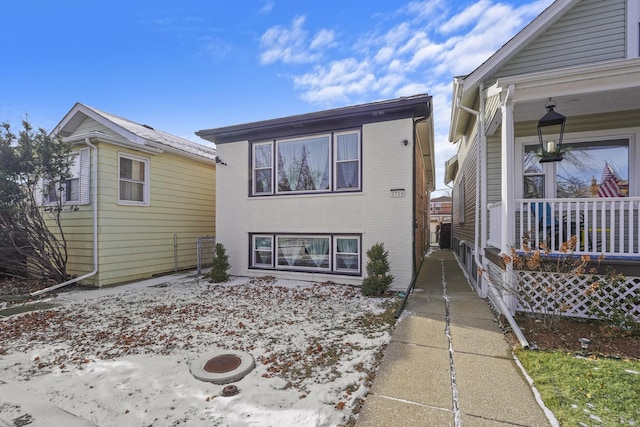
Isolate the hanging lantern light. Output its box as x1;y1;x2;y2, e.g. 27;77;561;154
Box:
537;98;566;163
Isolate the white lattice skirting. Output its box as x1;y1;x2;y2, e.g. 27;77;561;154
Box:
515;270;640;321
483;261;640;321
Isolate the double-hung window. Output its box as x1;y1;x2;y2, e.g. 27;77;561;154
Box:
334;237;360;272
253;143;273;194
43;148;90;205
250;130;361;196
335;132;360;190
119;153;149;205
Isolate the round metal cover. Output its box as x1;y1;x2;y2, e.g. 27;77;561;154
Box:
190;350;255;384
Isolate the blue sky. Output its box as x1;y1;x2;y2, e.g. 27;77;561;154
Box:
1;0;552;191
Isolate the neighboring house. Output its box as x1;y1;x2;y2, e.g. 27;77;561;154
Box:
429;196;452;245
46;103;217;287
196;95;435;289
447;0;640;317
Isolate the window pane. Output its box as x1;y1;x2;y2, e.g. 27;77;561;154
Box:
278;237;305;266
277;237;329;269
120;182;144;202
131;161;145;181
336;254;358;270
337;133;358;160
278;136;329;192
255;237;272;250
523;146;543;174
337;238;358;253
66;178;80;202
255;144;272;168
68;153;80;178
47;182;59;203
524;176;544;199
337;161;359;189
255;169;272;193
120;158;132;179
556;141;628;198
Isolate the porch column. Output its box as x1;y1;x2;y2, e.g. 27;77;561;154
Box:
500;87;517;313
500;90;515;254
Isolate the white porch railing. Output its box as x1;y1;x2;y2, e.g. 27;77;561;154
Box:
488;197;640;257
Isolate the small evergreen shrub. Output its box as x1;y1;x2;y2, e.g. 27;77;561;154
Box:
361;242;394;296
209;243;231;283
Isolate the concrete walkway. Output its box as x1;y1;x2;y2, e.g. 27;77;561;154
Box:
357;249;555;427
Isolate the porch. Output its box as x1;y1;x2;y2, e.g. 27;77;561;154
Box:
488;197;640;258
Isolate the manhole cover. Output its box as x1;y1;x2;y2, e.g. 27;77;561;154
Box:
204;355;242;373
190;350;255;384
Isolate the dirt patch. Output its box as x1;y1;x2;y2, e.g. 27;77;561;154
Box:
505;314;640;360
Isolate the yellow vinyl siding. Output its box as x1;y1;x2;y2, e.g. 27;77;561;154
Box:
75;117;122;139
44;136;215;287
91;143;215;286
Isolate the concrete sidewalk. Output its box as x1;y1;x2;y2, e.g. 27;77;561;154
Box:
357;249;555;427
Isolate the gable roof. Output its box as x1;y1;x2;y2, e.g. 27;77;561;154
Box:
449;0;580;141
53;103;217;162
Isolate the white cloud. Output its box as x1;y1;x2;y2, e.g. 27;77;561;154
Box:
259;1;274;14
294;59;376;104
310;29;336;50
439;0;490;34
259;16;323;64
259;0;554;190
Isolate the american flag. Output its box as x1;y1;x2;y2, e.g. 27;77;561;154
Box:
597;162;621;197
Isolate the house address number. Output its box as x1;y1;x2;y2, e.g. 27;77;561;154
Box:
390;188;405;198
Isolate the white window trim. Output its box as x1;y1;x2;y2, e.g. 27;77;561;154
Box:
252;234;274;267
333;130;361;192
333;235;360;273
627;0;640;58
118;152;150;206
252;142;273;195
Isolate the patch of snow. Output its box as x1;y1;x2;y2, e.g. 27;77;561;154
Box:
0;276;394;426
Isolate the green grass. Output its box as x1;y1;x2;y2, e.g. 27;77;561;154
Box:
516;349;640;426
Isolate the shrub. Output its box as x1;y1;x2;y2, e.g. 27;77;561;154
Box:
361;243;393;296
586;269;639;335
499;234;601;330
209;243;230;283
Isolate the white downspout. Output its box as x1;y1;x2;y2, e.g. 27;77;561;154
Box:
31;138;98;296
456;85;485;297
459;86;529;349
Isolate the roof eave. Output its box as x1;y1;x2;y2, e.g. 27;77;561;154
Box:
197;95;432;144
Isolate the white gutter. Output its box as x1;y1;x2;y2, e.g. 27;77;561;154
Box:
31;137;99;296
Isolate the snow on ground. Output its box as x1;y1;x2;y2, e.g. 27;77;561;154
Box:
0;274;397;426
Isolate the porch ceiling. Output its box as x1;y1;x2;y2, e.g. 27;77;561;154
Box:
493;58;640;123
511;86;640;123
